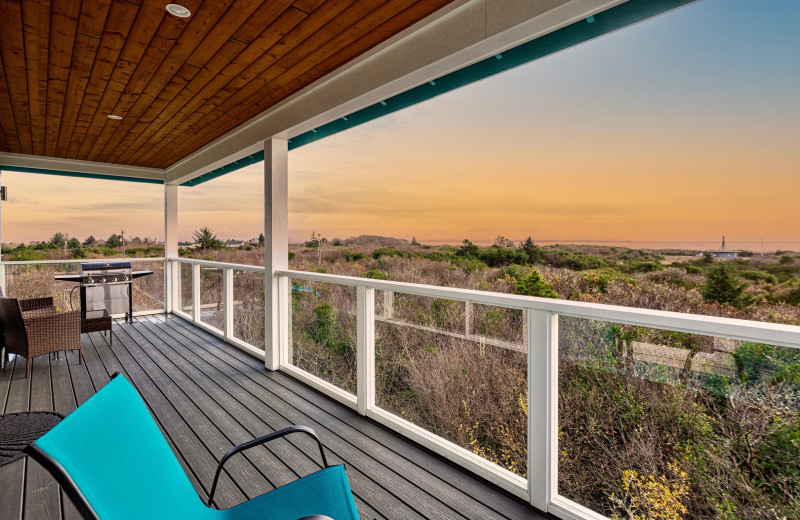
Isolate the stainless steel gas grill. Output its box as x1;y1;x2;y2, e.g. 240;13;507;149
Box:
55;262;154;323
79;262;133;320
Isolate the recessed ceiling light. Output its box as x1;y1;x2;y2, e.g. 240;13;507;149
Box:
107;114;122;120
166;4;191;18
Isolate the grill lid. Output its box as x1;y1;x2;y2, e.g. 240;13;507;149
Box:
80;262;132;272
80;262;133;286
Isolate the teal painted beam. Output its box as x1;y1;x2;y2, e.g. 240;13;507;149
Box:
180;151;264;187
1;166;164;184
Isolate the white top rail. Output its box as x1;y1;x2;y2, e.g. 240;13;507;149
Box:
169;257;265;273
1;257;166;265
278;269;800;349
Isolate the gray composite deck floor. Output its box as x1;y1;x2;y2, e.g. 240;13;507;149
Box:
0;314;546;520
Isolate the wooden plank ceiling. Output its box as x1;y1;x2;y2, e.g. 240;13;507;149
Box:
0;0;455;169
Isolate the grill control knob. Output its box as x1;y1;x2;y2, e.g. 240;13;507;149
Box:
87;278;94;284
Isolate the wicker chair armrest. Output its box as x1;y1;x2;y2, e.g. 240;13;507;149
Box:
24;310;81;352
22;305;58;318
20;297;54;311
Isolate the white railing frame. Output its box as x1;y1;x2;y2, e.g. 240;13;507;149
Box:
277;268;800;517
163;260;800;519
169;258;265;360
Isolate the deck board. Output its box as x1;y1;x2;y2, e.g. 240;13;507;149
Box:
1;315;545;520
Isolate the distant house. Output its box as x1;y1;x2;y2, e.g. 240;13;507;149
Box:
705;236;739;258
225;240;244;248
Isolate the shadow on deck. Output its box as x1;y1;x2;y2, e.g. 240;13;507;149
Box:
0;315;544;520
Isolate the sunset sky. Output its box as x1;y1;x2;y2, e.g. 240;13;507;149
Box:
2;0;798;248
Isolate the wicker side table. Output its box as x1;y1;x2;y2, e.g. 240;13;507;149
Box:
81;315;113;345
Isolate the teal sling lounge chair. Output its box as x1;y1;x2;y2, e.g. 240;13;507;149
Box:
25;374;360;520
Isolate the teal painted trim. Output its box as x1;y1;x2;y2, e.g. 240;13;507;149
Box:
185;0;695;186
180;151;264;187
2;166;163;184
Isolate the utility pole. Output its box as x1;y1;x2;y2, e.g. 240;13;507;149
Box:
64;233;68;255
121;230;125;257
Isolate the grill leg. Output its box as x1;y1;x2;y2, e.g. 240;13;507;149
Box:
26;358;31;378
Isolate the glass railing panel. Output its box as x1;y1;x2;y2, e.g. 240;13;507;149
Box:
232;270;265;349
4;260;164;314
288;279;357;395
180;262;192;314
5;262;81;312
128;260;164;313
198;266;223;330
375;290;529;477
557;316;800;519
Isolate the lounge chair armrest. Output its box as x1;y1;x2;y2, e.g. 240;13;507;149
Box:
208;425;329;507
20;297;54;311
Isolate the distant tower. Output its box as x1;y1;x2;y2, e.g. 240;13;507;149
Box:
720;236;726;251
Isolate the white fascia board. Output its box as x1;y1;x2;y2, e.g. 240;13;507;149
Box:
0;152;165;182
166;0;627;186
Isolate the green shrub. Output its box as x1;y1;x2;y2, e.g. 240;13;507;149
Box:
342;250;365;262
780;255;794;264
735;342;800;389
8;248;46;261
450;255;486;274
500;264;533;280
703;263;750;308
309;303;350;356
288;252;296;261
514;270;558;298
373;246;406;259
363;269;388;280
741;270;778;284
550;251;612;271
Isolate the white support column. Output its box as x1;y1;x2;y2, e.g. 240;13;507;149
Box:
357;286;376;415
528;309;558;511
164;184;179;313
223;268;234;338
264;138;288;371
192;264;201;323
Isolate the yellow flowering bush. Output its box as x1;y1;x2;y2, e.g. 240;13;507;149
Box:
611;462;689;520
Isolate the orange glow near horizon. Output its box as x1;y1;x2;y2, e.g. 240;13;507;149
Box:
1;0;798;250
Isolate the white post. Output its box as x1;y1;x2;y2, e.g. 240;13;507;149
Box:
265;138;288;371
192;264;201;323
164;184;179;313
528;309;558;511
223;268;234;338
357;286;376;415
